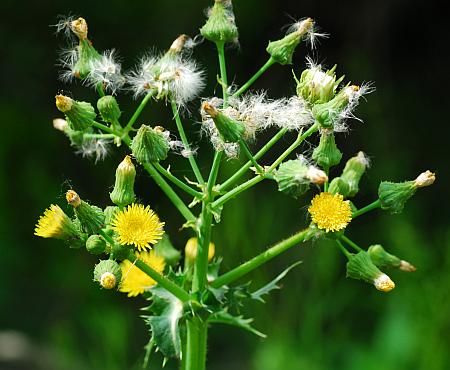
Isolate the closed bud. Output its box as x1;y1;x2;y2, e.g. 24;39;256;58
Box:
346;251;395;292
55;95;96;131
93;260;122;289
131;125;170;163
378;170;435;214
329;152;369;197
266;18;314;65
97;95;121;124
110;156;136;207
202;102;245;143
296;63;344;105
200;0;239;44
86;234;106;255
275;159;327;198
185;237;215;267
312;129;342;169
66;190;105;234
328;177;350;196
368;244;416;272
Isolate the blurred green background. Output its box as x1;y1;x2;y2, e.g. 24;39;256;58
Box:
1;0;448;369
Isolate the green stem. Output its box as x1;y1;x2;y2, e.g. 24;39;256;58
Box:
219;127;288;192
336;240;352;259
170;99;205;184
83;133;116;140
96;83;105;97
239;139;264;174
127;251;191;302
216;41;228;105
122;92;154;137
153;162;203;199
323;166;330;192
233;57;275;98
92;121;116;135
212;174;263;210
185;318;208;370
352;199;382;218
142;163;196;224
340;235;363;252
211;228;313;288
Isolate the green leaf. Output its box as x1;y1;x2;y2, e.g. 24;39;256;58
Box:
153;234;181;267
143;286;184;358
251;261;302;303
208;311;266;338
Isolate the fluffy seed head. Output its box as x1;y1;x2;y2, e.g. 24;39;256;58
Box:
53;118;68;132
86;50;125;94
308;192;352;232
306;166;328;185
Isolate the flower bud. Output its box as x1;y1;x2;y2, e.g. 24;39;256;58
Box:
329;152;369;197
93;260;122;289
368;244;416;272
185;237;215;264
378;170;435;214
97;95;121;124
296;64;344;105
312;129;342;169
200;0;239;44
202;102;245;143
104;206;119;225
66;190;105;234
266;18;314;65
110;156;136;207
55;95;96;131
131;125;170;163
328;177;350;196
86;234;106;255
346;251;395;292
312;85;360;129
275;159;327;198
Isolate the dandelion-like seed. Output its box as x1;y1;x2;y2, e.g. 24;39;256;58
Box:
34;204;76;239
86;50;125;93
308;192;352;232
119;251;166;297
111;204;165;251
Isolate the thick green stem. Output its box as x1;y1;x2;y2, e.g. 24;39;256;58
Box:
352;199;382;218
153;162;203;199
171;99;205;184
127;251;191;302
211;228;313;288
340;235;363;252
219;127;288;192
122;92;154;137
185;318;207;370
142;163;196;224
233;57;275;97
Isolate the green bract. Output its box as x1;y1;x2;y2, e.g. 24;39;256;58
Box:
131;125;170;163
200;0;238;44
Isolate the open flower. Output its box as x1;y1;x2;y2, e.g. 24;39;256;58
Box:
111;204;164;251
308;192;352;232
34;204;79;239
119;251;166;297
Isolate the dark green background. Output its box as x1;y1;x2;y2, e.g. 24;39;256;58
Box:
1;0;448;369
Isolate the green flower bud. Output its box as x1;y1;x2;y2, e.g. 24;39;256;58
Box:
266;18;314;65
328;177;349;196
110;156;136;207
312;129;342;169
56;95;96;131
378;171;435;214
97;95;121;124
200;0;239;44
104;206;119;225
93;260;122;289
66;190;105;234
202;102;245;143
346;251;395;292
295;63;344;105
131;125;170;163
275;159;328;198
368;244;416;272
86;234;106;255
312;85;360;129
329;152;369;197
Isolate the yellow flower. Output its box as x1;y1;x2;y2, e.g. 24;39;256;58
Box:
119;251;166;297
34;204;77;239
308;192;352;232
111;203;164;251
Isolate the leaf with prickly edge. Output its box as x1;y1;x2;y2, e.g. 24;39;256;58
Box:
251;261;302;303
208;311;266;338
144;285;184;358
154;234;181;267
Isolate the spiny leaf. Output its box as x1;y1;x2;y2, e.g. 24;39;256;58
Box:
208;310;266;338
251;261;302;303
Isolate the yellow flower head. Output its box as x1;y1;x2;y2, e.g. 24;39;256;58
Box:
308;192;352;232
119;251;166;297
35;204;77;239
111;203;164;251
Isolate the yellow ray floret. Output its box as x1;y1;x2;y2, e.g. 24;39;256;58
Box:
308;192;352;232
34;204;75;239
119;251;166;297
111;203;164;251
